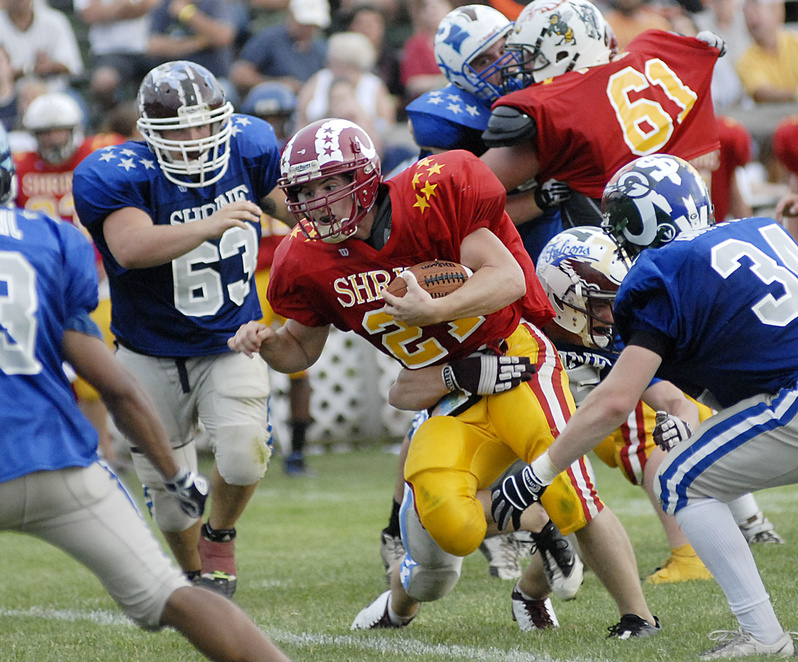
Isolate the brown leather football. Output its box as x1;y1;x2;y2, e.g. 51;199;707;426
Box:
385;260;470;299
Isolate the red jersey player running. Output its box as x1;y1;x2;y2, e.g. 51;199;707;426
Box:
228;117;659;638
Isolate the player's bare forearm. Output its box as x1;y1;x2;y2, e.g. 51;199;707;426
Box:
642;380;700;429
389;365;448;410
548;345;661;471
227;319;329;374
62;331;180;479
104;202;261;269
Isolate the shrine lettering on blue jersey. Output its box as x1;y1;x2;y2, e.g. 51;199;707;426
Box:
169;184;251;224
0;210;99;483
73;115;281;357
615;217;798;408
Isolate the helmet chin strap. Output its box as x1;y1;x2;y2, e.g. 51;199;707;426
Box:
320;217;357;244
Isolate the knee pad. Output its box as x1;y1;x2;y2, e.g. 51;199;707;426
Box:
408;470;486;557
213;423;272;486
399;485;463;602
400;555;462;602
132;443;199;533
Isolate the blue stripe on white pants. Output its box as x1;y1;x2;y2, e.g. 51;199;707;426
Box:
657;384;798;516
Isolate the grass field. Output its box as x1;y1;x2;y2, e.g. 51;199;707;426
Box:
1;445;797;661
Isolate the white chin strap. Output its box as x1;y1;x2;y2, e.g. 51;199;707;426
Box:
321;221;357;244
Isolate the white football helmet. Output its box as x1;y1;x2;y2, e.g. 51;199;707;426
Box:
536;226;630;350
22;92;85;165
502;0;616;87
136;60;234;188
434;4;515;102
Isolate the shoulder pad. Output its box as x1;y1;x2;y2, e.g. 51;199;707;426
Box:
482;106;537;147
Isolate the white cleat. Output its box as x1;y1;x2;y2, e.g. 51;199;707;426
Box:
479;533;523;580
351;590;415;630
511;584;559;631
700;629;796;659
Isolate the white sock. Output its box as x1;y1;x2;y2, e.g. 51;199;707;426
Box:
727;493;760;525
676;500;783;644
387;598;415;625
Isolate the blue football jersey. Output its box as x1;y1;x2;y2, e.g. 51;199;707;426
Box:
73;115;281;357
615;217;798;408
0;208;100;483
406;84;492;153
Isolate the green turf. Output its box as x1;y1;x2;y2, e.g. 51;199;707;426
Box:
1;446;796;661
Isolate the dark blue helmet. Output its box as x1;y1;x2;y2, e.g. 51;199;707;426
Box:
241;82;297;118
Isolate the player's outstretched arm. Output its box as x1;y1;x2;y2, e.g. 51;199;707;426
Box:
63;329;180;478
389;356;535;410
63;329;208;516
547;345;662;471
228;319;330;374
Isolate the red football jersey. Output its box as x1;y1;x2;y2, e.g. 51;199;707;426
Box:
713;115;751;222
268;150;554;369
774;115;798;176
493;30;721;198
14;133;125;227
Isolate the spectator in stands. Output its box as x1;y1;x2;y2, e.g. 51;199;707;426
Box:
230;0;329;97
7;76;48;153
736;0;798;103
296;31;395;147
400;0;452;102
0;0;84;91
604;0;673;51
341;3;403;101
694;0;752;110
147;0;238;79
0;46;18;131
248;0;291;34
74;0;159;122
694;0;751;64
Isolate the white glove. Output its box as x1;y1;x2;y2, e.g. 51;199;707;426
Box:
696;31;726;57
653;412;694;451
164;467;209;519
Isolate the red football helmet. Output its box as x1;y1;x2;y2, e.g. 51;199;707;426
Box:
136;60;233;188
278;119;381;243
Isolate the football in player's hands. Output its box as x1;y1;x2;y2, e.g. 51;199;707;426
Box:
385;260;471;299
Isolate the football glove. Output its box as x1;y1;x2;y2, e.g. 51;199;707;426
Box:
491;464;549;531
696;30;727;58
653;412;694;451
441;355;535;396
164;467;209;519
534;179;570;210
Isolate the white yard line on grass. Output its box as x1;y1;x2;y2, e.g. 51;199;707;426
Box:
0;606;613;662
